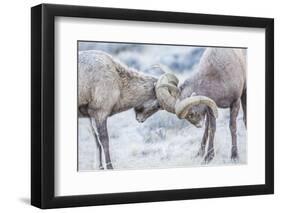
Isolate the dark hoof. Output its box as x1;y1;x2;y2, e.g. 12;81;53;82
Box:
231;147;239;162
106;163;113;170
231;153;239;163
203;151;214;163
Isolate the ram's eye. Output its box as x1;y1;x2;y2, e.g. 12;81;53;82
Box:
136;107;144;113
189;113;194;118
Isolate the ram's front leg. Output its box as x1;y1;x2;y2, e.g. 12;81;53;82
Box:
204;111;216;163
89;118;104;170
96;119;113;169
88;109;113;170
197;114;209;157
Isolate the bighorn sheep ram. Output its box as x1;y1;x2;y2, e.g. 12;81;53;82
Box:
156;48;246;162
78;50;218;169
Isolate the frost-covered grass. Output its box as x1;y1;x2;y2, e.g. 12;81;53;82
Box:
77;42;247;171
78;108;247;171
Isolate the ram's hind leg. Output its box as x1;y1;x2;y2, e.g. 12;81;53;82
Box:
204;111;216;163
230;99;240;161
197;114;209;157
241;89;247;128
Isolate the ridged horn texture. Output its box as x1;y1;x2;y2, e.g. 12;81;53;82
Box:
175;96;218;119
156;73;180;114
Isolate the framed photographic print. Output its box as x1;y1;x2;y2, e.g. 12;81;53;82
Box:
31;3;274;209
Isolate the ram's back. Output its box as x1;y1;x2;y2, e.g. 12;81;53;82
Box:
78;50;120;108
181;48;246;108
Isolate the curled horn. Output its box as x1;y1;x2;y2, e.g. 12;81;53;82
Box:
155;71;180;114
175;96;218;119
155;64;218;119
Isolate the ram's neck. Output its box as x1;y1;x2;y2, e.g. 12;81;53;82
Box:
179;74;199;100
113;69;157;114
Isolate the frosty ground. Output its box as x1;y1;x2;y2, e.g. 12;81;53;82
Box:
78;108;246;171
78;42;247;171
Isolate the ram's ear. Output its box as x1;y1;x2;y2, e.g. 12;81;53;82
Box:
191;92;197;97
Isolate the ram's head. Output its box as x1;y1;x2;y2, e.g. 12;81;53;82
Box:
134;99;160;123
133;64;218;125
155;65;218;127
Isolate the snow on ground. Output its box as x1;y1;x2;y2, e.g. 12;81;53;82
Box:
78;108;247;171
78;42;247;171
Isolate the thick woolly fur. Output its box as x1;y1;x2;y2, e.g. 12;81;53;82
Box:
78;50;157;121
180;48;246;108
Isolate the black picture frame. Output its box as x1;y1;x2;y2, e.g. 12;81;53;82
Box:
31;3;274;209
